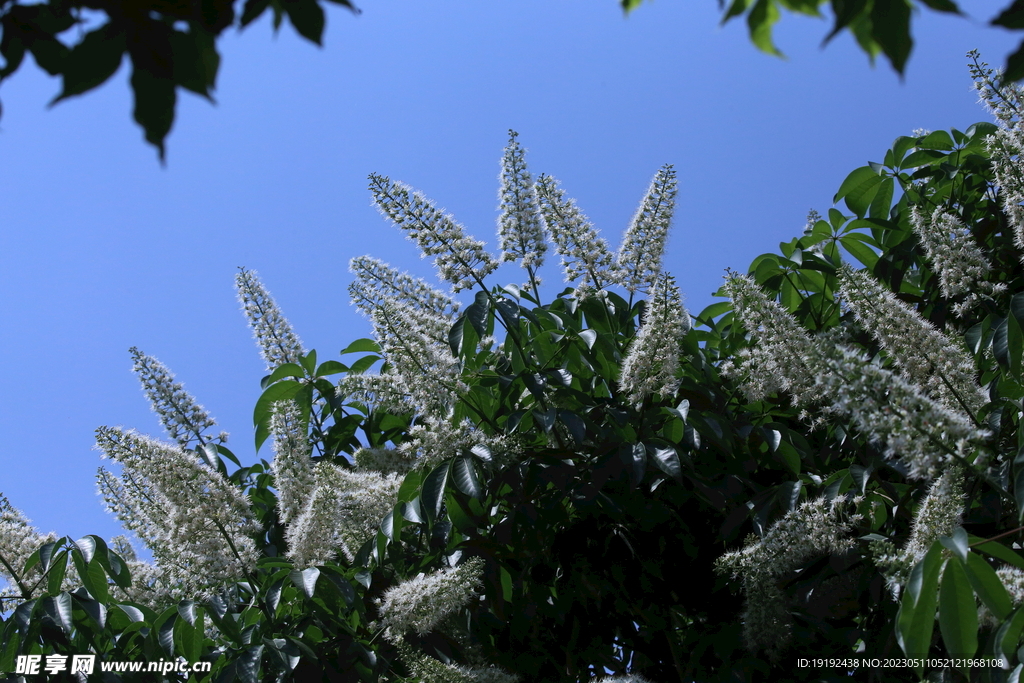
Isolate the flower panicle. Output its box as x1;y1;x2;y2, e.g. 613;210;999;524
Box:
535;173;617;296
370;299;464;418
376;557;485;642
349;256;459;321
285;464;401;566
369;173;498;293
837;265;987;416
94;426;259;594
269;400;315;528
616;164;677;294
0;494;58;596
725;272;986;480
235;268;305;371
909;207;999;314
715;495;861;656
129;347;217;448
969;49;1024;129
497;130;547;274
721;272;820;404
618;273;690;405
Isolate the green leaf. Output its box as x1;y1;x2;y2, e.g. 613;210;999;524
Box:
939;557;978;664
240;0;272;26
72;593;106;629
939;527;969;562
843;172;883;218
50;22;125;104
995;317;1010;370
315;360;347;376
1008;293;1024;378
127;28;177;160
993;0;1024;29
421;460;450;521
919;130;955;150
290;567;320;598
466;291;490;336
867;175;894;219
839;232;879;268
897;542;943;665
964;552;1012;621
629;442;646;488
448;315;466;356
996;606;1024;664
158;611;177;657
237;644;265;683
648;445;682;483
834;165;877;205
869;0;911;73
283;0;325;44
341;338;380;355
452;456;482;499
266;362;305;383
902;148;946;168
169;26;219;99
253;379;303;451
970;536;1024;570
579;329;598;349
348;354;381;375
747;0;783;56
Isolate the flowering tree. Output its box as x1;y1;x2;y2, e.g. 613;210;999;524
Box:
6;52;1024;682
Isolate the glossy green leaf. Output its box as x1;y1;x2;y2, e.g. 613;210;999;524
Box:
421;460;450;521
964;552;1012;621
897;542;943;665
452;456;482;499
939;557;978;664
290;567;320;598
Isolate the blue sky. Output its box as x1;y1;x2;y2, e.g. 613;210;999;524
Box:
0;0;1018;543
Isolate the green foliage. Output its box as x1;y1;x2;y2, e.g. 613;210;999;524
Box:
0;0;359;159
9;76;1024;681
625;0;1024;83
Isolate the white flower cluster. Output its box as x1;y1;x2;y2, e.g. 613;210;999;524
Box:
349;256;459;322
988;127;1024;255
715;495;862;656
497;130;547;274
269;400;315;527
235;268;306;371
618;273;690;405
94;427;259;595
873;467;965;596
353;446;417;475
369;173;499;292
370;300;465;419
813;344;982;481
129;347;216;449
909;207;1000;314
970;53;1024;257
594;676;654;683
727;273;987;480
721;273;821;405
285;464;402;566
535;173;618;295
397;415;508;470
399;643;520;683
108;535;173;608
0;495;57;597
376;557;484;642
837;266;987;416
616;165;677;294
970;50;1024;130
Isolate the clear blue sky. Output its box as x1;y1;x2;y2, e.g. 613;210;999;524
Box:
0;0;1017;543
